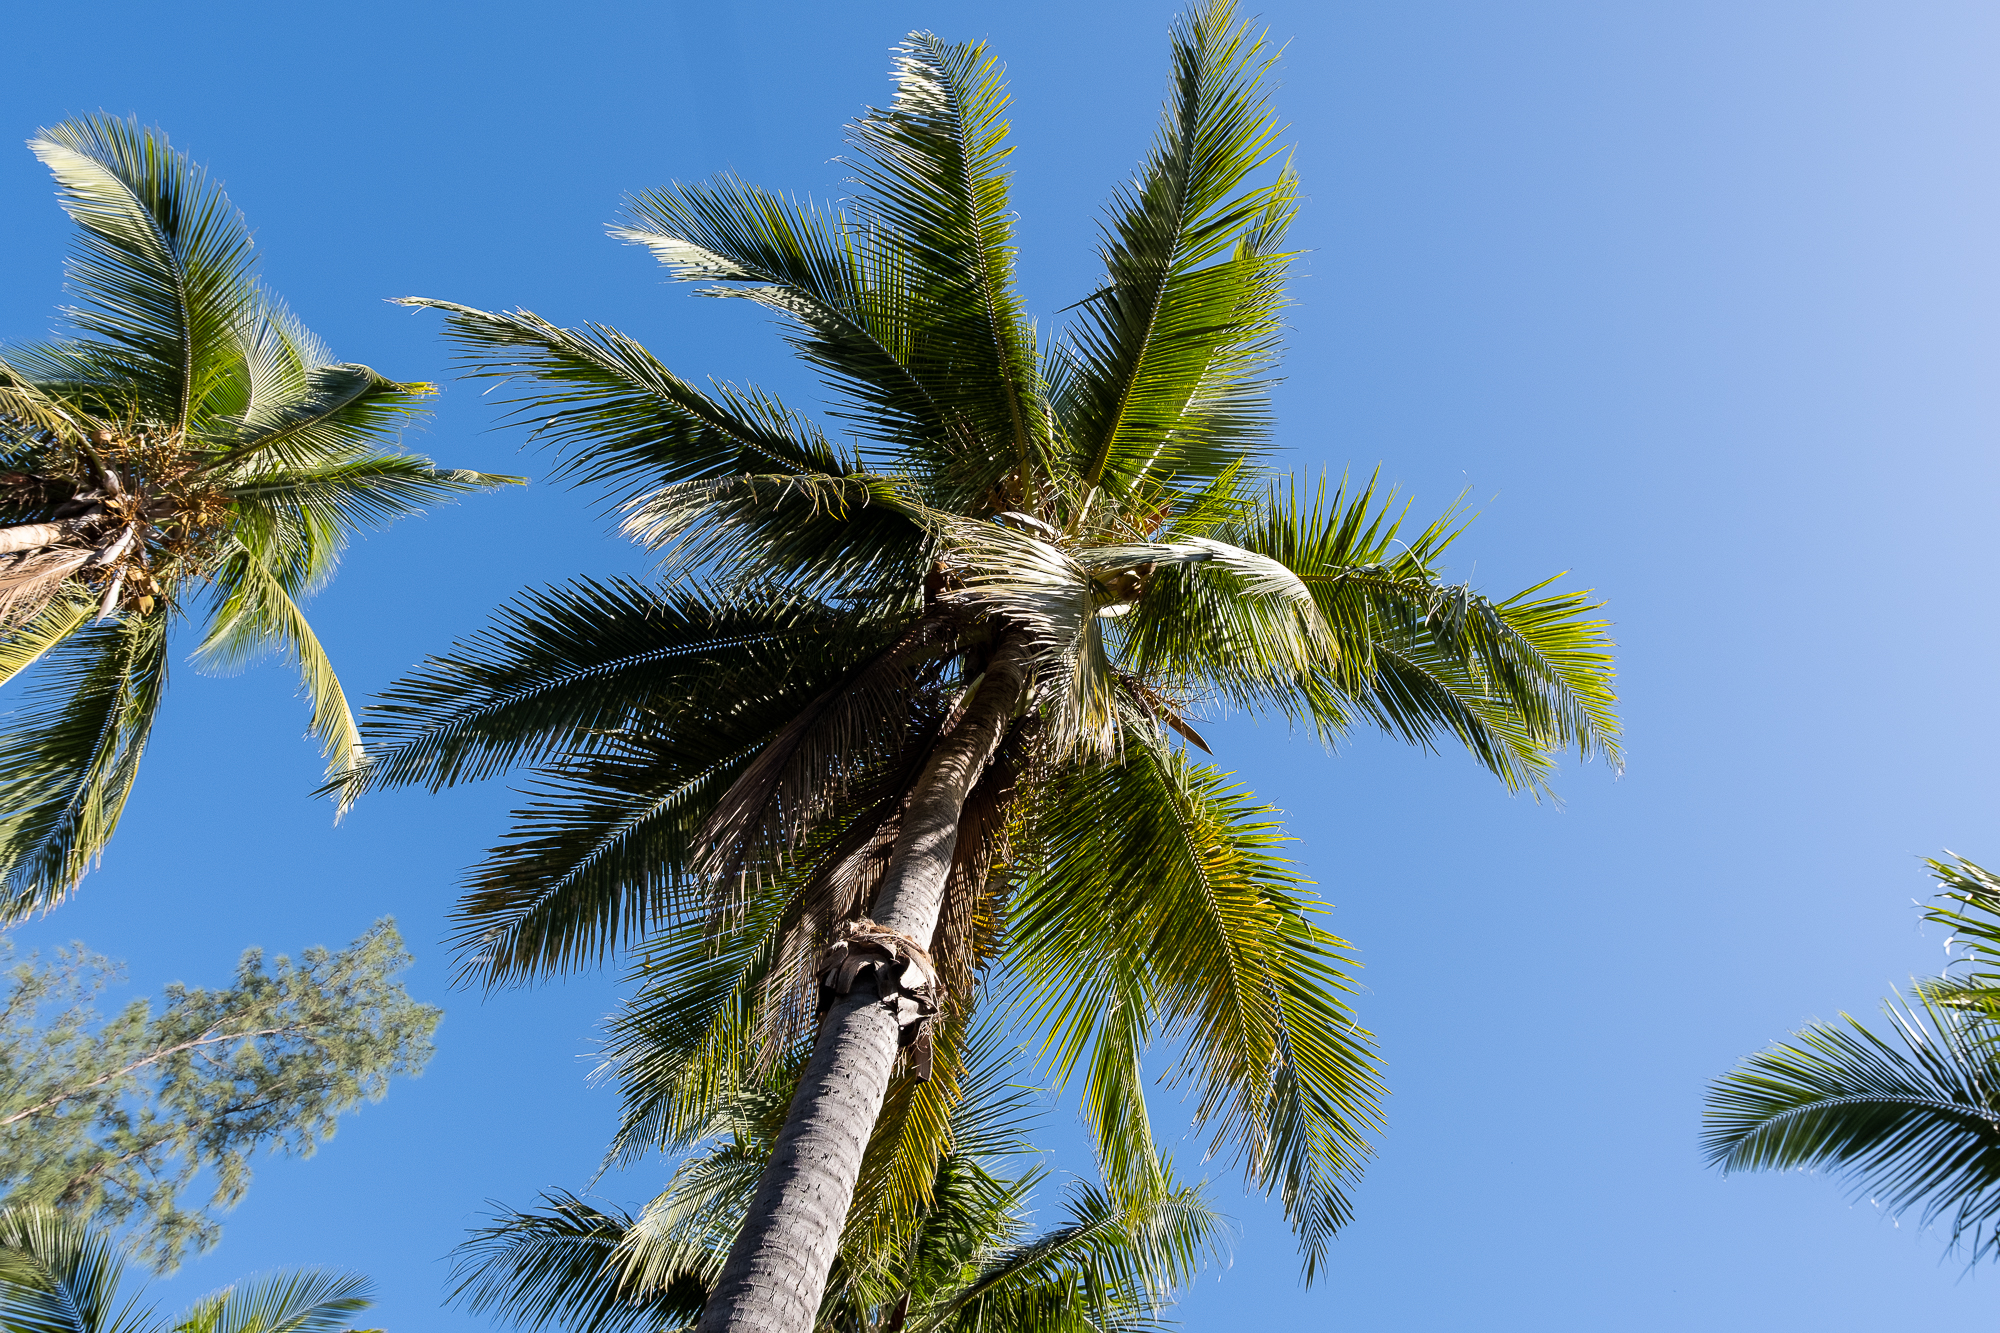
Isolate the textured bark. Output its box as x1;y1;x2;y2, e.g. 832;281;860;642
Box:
0;521;77;555
697;635;1032;1333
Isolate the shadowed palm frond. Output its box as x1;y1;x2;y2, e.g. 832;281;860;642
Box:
451;1193;708;1333
0;613;168;921
392;299;849;507
1705;991;2000;1262
345;581;861;796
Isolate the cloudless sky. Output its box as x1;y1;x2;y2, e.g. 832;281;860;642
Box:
4;1;2000;1328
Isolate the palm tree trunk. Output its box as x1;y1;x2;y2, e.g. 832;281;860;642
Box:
0;521;79;556
696;634;1033;1333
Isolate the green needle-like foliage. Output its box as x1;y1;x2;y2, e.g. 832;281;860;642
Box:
0;921;438;1272
0;116;519;918
1705;855;2000;1262
0;1207;374;1333
359;0;1620;1277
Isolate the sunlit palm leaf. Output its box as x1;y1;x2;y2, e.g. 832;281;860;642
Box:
847;32;1046;502
1060;1;1292;507
182;1269;372;1333
1007;744;1381;1277
27;116;259;433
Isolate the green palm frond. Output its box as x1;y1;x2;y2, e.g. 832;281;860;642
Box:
172;1270;372;1333
0;1208;152;1333
1058;0;1292;508
1124;474;1622;789
0;594;95;692
1007;744;1381;1277
194;544;364;785
392;299;849;505
1921;855;2000;1014
613;181;948;462
0;613;168;921
451;738;750;987
620;471;932;600
203;300;436;473
223;453;518;597
847;32;1045;502
346;581;850;795
915;1182;1228;1333
1704;991;2000;1261
27;116;260;433
451;1193;708;1333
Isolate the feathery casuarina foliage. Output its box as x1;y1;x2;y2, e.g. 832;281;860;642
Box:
0;116;518;918
358;0;1620;1286
0;921;437;1272
1705;855;2000;1262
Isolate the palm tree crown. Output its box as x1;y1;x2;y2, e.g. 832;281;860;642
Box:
0;116;517;916
351;1;1620;1314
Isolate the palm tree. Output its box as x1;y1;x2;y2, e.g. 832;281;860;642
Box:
1704;855;2000;1261
0;1207;374;1333
352;6;1620;1328
452;1026;1224;1333
0;116;517;916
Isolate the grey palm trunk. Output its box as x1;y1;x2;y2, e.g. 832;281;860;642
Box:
696;637;1032;1333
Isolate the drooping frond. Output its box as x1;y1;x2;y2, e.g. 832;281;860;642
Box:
450;736;751;988
196;543;364;784
223;452;519;597
1126;474;1622;790
0;613;169;920
1704;992;2000;1262
1006;744;1381;1279
1058;0;1293;508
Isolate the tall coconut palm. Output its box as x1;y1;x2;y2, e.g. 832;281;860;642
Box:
0;1206;373;1333
453;1025;1224;1333
1705;855;2000;1261
0;116;517;917
350;6;1620;1329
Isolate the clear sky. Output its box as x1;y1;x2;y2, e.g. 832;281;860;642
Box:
4;1;1999;1328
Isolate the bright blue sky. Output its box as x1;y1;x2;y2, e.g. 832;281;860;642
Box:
5;1;1999;1328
